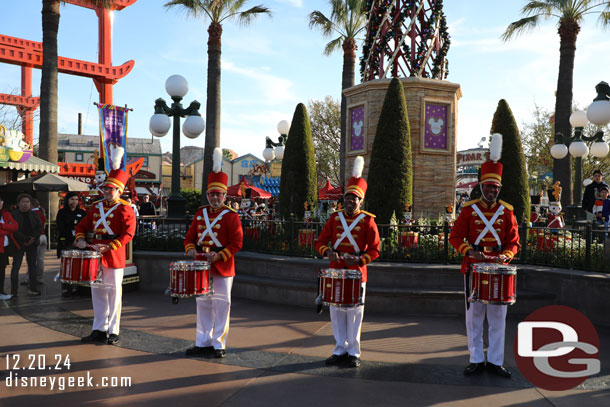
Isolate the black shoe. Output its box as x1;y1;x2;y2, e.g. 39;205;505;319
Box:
347;355;361;368
464;362;485;376
325;353;347;365
81;330;107;343
107;334;120;345
215;349;226;358
62;290;73;298
28;290;41;296
185;345;213;356
488;363;512;378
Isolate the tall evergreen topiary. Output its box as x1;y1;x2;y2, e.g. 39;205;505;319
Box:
491;99;530;224
366;77;413;224
279;103;318;219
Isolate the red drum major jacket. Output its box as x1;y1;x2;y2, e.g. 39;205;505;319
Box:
449;199;520;274
75;198;136;268
315;209;381;282
184;205;243;278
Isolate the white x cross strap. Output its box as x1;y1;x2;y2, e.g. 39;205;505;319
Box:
333;212;366;253
471;203;504;247
197;208;229;247
93;202;120;235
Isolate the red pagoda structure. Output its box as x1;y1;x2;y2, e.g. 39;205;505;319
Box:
0;0;136;146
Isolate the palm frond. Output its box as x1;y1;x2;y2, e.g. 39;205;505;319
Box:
598;10;610;27
232;5;272;26
521;1;553;17
164;0;206;19
501;16;541;41
309;11;335;37
324;37;343;56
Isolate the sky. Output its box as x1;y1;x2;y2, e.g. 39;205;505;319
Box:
2;0;610;159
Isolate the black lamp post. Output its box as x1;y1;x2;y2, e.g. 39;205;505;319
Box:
262;119;289;162
149;75;205;217
550;82;610;207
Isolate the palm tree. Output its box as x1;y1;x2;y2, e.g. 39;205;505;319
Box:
40;0;112;218
309;0;367;190
40;0;112;165
164;0;271;204
502;0;610;208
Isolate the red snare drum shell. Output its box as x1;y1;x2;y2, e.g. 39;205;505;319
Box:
469;263;517;305
318;268;363;307
170;261;212;297
60;250;101;284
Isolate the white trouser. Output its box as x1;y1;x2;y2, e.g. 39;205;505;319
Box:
330;283;366;357
196;275;233;350
91;266;124;335
465;301;507;365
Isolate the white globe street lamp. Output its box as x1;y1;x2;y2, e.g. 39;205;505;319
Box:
149;75;205;217
262;119;290;162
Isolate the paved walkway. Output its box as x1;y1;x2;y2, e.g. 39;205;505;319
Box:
0;252;608;406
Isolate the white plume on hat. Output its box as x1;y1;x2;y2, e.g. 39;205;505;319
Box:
109;144;124;170
212;147;223;173
352;156;364;178
489;133;503;163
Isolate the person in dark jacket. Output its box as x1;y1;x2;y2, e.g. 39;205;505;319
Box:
0;194;19;299
56;192;86;298
582;170;609;220
138;194;156;216
11;193;43;296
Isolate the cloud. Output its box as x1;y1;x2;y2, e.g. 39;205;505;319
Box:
222;59;296;103
274;0;303;8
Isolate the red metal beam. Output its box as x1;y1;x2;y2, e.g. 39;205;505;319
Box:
63;0;137;11
0;41;134;81
0;93;40;109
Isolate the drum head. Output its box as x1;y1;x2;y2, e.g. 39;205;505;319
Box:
471;262;516;275
170;260;210;270
61;249;101;259
319;268;362;279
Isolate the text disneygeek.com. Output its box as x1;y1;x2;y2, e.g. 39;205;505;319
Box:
4;371;132;391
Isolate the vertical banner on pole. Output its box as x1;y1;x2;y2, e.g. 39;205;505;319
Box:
98;104;129;174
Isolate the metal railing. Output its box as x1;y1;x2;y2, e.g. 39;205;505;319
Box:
127;217;610;273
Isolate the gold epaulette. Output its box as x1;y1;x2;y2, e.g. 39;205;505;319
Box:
225;204;237;213
119;198;130;206
462;199;480;208
92;198;104;205
498;200;514;211
331;209;344;214
360;210;376;218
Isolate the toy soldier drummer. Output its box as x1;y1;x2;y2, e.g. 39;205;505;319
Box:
75;148;136;345
314;156;381;368
184;148;243;358
449;133;520;378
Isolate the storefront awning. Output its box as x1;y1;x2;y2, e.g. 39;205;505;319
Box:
0;156;60;173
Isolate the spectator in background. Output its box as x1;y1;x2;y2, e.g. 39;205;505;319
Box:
11;193;42;296
582;169;609;221
31;199;47;285
139;194;156;216
0;194;19;299
56;192;86;298
124;196;139;218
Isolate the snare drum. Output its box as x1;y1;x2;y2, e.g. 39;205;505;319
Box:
169;260;212;298
60;249;101;284
318;268;363;307
469;262;517;305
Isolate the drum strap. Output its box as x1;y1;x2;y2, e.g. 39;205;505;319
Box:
94;202;120;235
197;208;229;248
472;203;504;247
334;212;366;253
